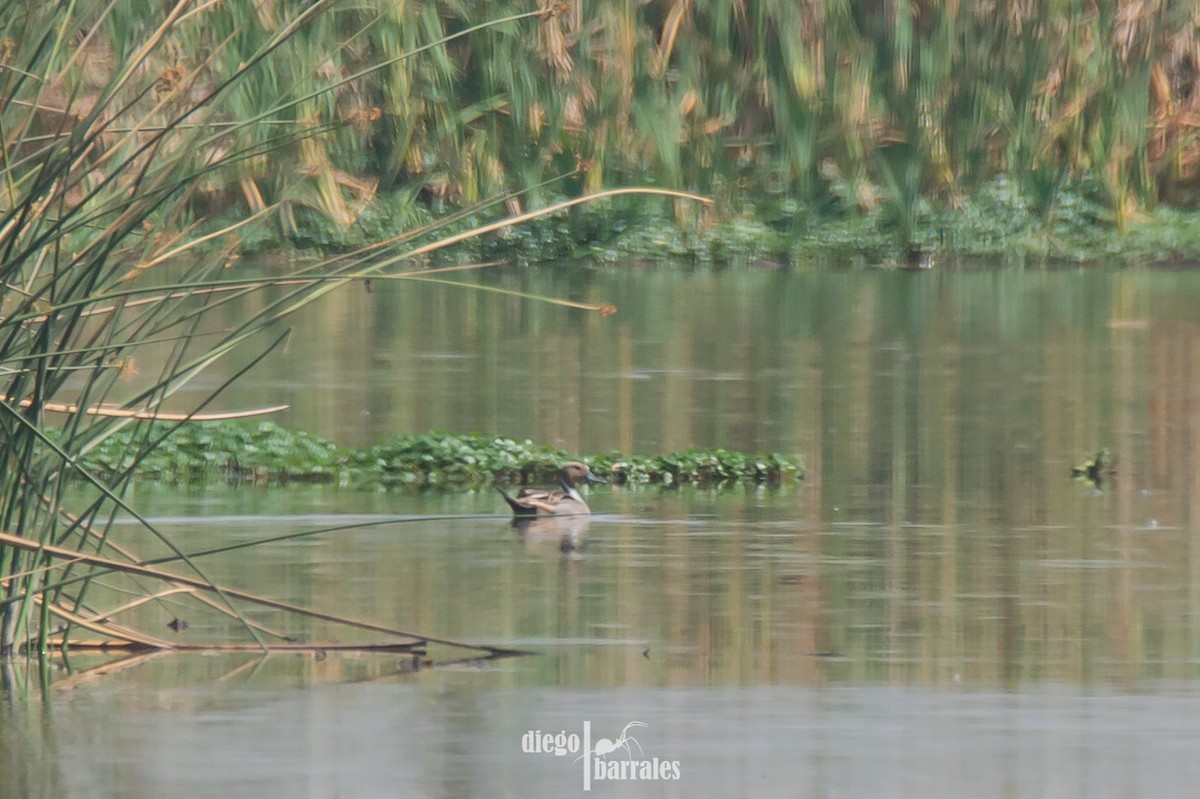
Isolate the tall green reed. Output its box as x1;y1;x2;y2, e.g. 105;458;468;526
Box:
16;1;1185;253
0;0;342;657
204;1;1196;247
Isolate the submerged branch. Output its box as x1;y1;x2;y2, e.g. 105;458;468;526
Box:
0;397;290;421
56;640;429;654
0;531;528;657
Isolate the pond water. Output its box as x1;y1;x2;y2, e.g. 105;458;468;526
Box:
4;263;1200;797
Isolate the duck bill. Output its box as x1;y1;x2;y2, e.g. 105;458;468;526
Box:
585;471;607;485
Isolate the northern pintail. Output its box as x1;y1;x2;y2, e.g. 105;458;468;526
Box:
496;461;606;517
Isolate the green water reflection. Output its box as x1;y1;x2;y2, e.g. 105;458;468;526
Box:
50;477;1200;692
5;264;1200;797
147;263;1200;690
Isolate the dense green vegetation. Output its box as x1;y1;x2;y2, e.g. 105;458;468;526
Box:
10;1;1199;264
76;422;802;489
304;177;1200;266
124;0;1200;261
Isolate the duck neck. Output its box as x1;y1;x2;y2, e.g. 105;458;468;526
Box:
560;473;583;502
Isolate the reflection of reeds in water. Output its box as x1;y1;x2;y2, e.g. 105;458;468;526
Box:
0;526;527;663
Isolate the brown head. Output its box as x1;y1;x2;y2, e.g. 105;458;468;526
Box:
559;461;607;491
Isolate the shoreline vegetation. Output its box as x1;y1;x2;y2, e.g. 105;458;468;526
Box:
76;422;803;490
12;2;1198;268
260;179;1200;268
181;0;1198;265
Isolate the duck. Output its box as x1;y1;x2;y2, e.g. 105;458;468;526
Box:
496;461;606;517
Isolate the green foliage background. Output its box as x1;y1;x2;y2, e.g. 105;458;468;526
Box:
76;2;1200;235
12;1;1198;258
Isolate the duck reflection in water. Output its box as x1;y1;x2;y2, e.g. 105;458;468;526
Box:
514;513;591;554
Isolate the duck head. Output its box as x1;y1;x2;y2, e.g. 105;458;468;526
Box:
559;461;607;492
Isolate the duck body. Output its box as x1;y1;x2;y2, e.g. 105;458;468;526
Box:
497;461;606;517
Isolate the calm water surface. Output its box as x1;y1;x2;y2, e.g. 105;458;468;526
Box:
4;263;1200;798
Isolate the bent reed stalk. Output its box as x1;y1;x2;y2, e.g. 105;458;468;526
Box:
0;2;703;665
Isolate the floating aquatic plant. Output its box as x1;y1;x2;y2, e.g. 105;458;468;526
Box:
1072;448;1116;487
76;423;803;489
